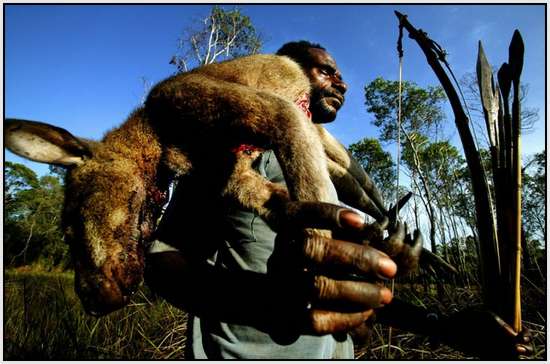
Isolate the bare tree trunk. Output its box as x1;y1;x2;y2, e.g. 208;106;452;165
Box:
401;127;441;253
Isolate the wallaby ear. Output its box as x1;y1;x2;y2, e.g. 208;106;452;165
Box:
4;118;93;167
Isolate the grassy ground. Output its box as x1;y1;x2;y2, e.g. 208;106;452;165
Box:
4;270;546;360
354;283;547;360
4;270;188;360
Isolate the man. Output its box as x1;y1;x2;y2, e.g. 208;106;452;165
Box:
145;41;531;359
146;40;394;359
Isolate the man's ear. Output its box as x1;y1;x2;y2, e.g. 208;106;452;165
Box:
4;118;94;167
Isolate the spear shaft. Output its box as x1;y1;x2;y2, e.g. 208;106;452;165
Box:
509;30;524;333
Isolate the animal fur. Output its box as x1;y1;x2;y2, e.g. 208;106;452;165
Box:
5;54;401;316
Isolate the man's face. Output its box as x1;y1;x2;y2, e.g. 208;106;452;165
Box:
304;48;348;124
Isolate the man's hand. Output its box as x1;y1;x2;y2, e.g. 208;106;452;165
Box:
269;202;403;336
438;307;533;359
147;201;418;339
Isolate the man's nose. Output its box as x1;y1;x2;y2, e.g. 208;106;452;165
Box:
334;78;348;95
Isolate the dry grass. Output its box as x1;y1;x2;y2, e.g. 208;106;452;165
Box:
4;270;188;360
4;270;546;360
354;283;547;360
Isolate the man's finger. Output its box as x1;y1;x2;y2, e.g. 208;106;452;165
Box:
303;235;397;279
282;202;367;232
518;329;532;343
491;312;517;336
312;275;392;309
308;309;374;335
516;344;528;354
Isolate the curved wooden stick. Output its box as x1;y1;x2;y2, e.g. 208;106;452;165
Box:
394;11;501;310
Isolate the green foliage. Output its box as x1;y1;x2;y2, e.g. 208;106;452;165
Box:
4;162;69;269
402;137;465;191
444;164;477;229
348;138;396;202
171;5;263;72
364;77;447;143
522;150;546;242
48;164;67;182
5;161;39;206
411;140;473;224
365;77;450;253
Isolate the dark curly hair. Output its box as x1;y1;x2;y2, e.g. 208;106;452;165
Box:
276;40;326;68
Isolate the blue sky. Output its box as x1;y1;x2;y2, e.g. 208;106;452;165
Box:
4;4;546;177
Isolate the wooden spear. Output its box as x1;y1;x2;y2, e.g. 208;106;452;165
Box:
497;63;513;177
508;29;524;333
478;40;522;329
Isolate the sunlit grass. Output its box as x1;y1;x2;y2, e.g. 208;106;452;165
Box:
4;270;546;360
354;282;547;360
4;270;187;360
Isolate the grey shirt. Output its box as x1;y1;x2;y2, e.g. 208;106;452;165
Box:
151;151;354;359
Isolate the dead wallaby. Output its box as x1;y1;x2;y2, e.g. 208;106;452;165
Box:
5;54;406;316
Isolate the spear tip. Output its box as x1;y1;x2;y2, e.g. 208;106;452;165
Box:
497;62;510;78
510;30;525;54
509;30;525;78
477;41;488;62
512;29;523;42
476;41;493;109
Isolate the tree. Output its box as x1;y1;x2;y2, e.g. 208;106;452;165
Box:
522;150;546;242
364;77;447;144
170;5;263;73
4;162;69;269
521;150;546;284
5;161;39;212
348;138;396;203
365;77;447;253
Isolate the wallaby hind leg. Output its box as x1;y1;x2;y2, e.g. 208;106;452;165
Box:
222;149;290;230
146;72;337;206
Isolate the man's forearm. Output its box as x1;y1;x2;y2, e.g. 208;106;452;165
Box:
144;251;308;331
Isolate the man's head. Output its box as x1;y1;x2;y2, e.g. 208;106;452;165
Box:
277;41;347;124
